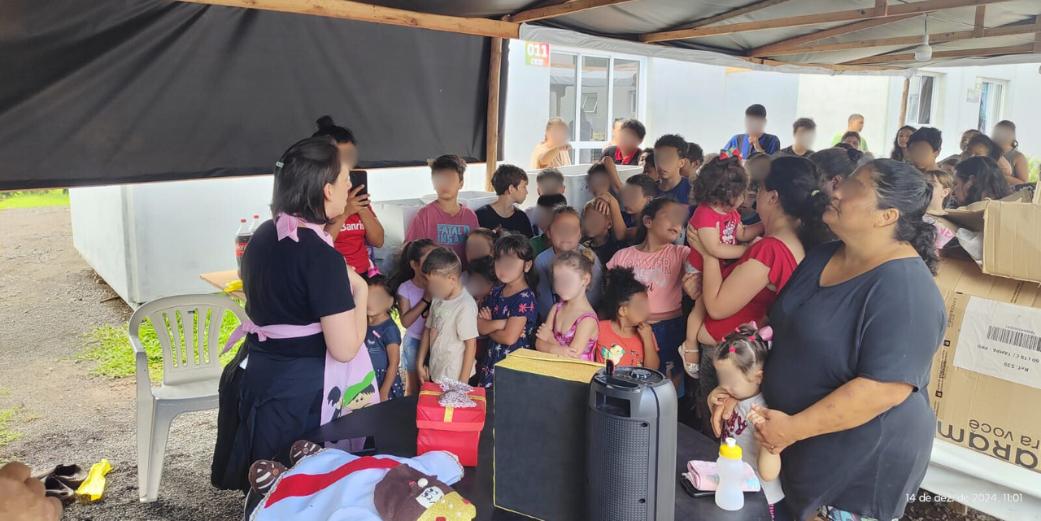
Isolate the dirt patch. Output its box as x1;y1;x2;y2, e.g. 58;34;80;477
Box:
0;207;241;520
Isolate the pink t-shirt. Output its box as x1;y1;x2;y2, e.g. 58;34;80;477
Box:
405;202;479;261
688;204;741;272
607;244;690;316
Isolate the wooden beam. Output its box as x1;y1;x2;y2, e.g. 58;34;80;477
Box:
485;38;503;190
843;43;1036;65
640;0;1013;43
974;5;987;37
1035;13;1041;53
759;21;1037;56
748;13;916;56
178;0;519;39
898;77;910;126
508;0;634;23
673;0;791;30
740;55;903;72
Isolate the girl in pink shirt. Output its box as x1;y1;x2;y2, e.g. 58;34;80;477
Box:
606;197;690;389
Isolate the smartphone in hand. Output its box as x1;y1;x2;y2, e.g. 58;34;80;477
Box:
349;170;368;196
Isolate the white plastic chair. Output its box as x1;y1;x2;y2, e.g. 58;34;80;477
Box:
130;294;247;502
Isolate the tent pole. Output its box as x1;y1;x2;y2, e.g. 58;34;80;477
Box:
486;37;503;191
898;77;910;126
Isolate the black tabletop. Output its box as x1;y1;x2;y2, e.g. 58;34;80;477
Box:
247;392;770;520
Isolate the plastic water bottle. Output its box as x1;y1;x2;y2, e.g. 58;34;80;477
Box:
249;213;261;233
715;437;744;511
235;218;251;272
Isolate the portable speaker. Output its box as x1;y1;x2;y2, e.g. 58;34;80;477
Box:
587;366;677;521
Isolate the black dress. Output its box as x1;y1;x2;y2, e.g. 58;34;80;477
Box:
762;242;945;520
211;220;354;491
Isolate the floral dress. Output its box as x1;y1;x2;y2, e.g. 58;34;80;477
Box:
477;285;537;387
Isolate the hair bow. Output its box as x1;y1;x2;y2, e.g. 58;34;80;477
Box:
717;147;743;161
741;321;773;345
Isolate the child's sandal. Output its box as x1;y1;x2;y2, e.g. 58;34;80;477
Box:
289;440;323;465
248;460;288;495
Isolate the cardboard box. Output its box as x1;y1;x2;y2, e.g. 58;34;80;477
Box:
930;258;1041;474
940;185;1041;284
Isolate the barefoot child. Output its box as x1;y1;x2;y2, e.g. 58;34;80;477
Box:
710;325;786;520
595;267;659;369
417;248;479;384
476;234;538;386
365;276;405;401
535;250;599;360
391;239;437;395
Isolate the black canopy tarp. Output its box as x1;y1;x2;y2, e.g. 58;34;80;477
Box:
0;0;498;189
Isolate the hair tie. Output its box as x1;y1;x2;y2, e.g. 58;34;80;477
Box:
728;346;737;354
810;189;820;197
274;161;284;169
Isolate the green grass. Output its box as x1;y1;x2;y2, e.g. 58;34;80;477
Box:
0;189;70;210
81;306;244;381
0;408;22;448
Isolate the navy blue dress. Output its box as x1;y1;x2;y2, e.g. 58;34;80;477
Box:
216;220;354;490
762;242;945;520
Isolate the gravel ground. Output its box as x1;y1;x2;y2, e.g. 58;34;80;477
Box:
0;206;242;521
0;205;1002;521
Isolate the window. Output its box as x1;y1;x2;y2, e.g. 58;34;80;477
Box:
976;78;1006;132
549;53;577;139
906;74;937;126
548;50;644;164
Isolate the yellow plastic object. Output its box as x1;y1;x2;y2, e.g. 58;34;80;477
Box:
74;459;113;503
223;279;243;293
719;437;743;460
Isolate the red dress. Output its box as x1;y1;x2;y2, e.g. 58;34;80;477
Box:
687;204;742;272
704;237;797;341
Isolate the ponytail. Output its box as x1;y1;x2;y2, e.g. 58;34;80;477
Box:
388;239;435;294
797;189;833;251
634;196;675;245
867;159;939;275
762;156;832;250
903;219;939;275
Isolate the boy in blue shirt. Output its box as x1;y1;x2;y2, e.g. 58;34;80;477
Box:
723;104;780;157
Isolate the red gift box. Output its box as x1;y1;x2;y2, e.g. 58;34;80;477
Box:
416;382;486;466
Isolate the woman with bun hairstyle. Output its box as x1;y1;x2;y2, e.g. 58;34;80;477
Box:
683;156;829;430
710;159;946;521
314;115;385;276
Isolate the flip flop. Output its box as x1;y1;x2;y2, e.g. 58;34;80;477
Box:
52;464;88;489
248;460;287;495
289;440;323;465
34;464;87;489
42;475;76;505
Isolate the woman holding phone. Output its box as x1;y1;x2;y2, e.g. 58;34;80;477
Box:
314;115;385;276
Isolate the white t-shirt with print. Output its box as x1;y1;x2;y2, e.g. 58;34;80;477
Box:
720;393;785;505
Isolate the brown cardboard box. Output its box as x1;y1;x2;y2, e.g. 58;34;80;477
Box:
930;258;1041;474
940;186;1041;284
